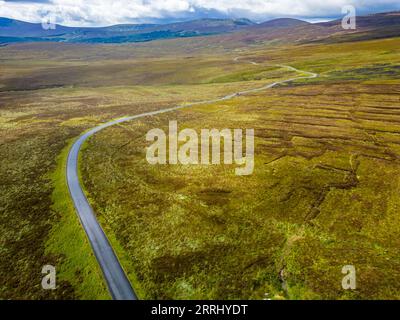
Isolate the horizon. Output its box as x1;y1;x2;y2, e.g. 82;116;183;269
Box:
0;14;336;28
0;0;399;27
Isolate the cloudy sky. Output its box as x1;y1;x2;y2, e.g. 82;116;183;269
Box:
0;0;399;26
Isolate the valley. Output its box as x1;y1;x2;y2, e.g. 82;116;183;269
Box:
1;11;400;300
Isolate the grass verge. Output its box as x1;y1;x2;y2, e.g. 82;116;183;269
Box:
46;138;110;300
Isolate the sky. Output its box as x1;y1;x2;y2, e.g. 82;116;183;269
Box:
0;0;399;27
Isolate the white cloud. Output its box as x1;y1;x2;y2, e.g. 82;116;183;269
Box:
0;0;399;26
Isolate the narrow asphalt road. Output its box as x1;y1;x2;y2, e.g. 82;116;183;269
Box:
66;60;318;300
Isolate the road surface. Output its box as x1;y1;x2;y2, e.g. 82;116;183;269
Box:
66;59;318;300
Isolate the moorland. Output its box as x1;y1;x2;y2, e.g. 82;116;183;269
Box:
1;11;400;299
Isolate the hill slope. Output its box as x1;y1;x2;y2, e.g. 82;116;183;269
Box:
0;17;255;44
214;11;400;47
1;12;400;45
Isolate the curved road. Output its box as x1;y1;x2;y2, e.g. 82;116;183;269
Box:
66;59;318;300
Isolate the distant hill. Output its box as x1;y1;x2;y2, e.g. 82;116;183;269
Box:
213;11;400;47
255;18;310;29
0;17;73;37
318;11;400;28
154;18;255;33
1;12;400;44
313;11;400;43
0;17;255;44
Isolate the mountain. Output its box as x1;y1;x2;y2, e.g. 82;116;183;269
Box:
1;12;400;45
213;11;400;47
152;18;255;33
318;11;400;28
255;18;310;29
0;17;255;44
312;11;400;43
0;17;74;37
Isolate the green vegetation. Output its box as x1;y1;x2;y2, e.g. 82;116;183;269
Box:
46;140;109;299
0;44;287;298
208;66;289;83
0;88;114;299
80;37;400;299
1;26;400;299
